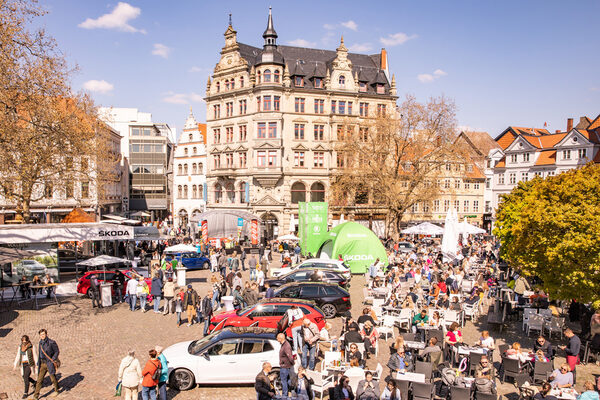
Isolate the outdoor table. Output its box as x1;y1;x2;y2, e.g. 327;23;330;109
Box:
404;341;426;350
325;362;351;375
455;346;486;356
29;283;60;310
549;388;578;400
394;371;425;383
10;281;33;304
373;287;389;298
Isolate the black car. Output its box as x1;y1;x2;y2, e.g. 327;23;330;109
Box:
265;268;349;290
273;282;351;319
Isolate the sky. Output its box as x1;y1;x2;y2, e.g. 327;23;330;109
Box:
35;0;600;139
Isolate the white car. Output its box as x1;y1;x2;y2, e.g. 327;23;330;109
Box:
164;327;281;391
17;260;47;278
271;258;351;279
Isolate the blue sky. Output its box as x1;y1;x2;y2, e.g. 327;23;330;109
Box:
37;0;600;137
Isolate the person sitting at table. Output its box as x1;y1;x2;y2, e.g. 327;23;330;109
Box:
319;322;338;353
428;311;441;328
333;375;355;400
506;342;531;367
383;293;399;309
407;288;419;304
445;322;463;363
360;321;378;355
535;350;549;363
401;293;415;309
420;337;442;366
436;294;450;309
465;289;480;305
577;381;600;400
380;379;401;400
475;355;494;381
345;323;364;346
346;343;365;368
19;275;31;299
412;309;429;341
450;297;462;311
533;382;558;400
478;330;495;354
358;308;376;326
549;363;573;388
31;275;42;296
426;282;440;305
356;370;380;400
534;336;554;361
42;273;55;299
387;347;412;375
391;336;406;355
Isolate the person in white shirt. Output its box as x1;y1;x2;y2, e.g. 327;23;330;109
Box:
479;331;495;354
126;277;139;311
256;269;265;291
286;305;304;354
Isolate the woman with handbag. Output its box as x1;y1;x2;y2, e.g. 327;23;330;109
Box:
13;335;38;399
118;349;142;400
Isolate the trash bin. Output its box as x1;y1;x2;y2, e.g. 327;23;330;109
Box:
222;296;234;311
100;283;113;307
177;267;187;287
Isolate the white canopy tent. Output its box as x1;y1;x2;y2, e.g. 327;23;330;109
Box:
401;222;444;236
457;219;486;235
164;243;198;253
278;234;300;241
77;255;130;267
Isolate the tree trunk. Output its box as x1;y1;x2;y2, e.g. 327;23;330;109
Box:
386;209;404;241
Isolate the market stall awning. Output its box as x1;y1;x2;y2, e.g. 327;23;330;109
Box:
164;243;198;253
77;255;130;267
0;223;135;244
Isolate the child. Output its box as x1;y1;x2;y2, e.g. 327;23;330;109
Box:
174;288;184;326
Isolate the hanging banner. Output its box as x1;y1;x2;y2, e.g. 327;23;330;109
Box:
201;220;208;244
250;219;259;245
298;202;328;256
237;217;243;238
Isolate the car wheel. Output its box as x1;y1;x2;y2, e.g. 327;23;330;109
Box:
321;303;337;319
169;368;195;391
203;262;209;270
269;368;283;393
86;288;93;299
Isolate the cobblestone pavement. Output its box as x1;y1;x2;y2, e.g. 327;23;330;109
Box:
1;262;598;400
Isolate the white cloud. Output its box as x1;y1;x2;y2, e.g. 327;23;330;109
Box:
78;2;145;33
348;43;372;52
380;32;418;46
323;23;335;30
152;43;170;58
82;79;114;94
417;69;448;83
162;92;205;105
287;38;317;47
341;20;358;31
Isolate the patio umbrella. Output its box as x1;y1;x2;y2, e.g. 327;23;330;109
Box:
401;222;444;236
164;243;198;253
131;211;151;218
457;219;486;235
77;255;130;280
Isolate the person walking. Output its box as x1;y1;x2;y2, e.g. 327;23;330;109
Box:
257;268;266;292
137;277;149;312
89;273;102;308
201;291;213;336
277;333;294;397
240;248;247;271
13;335;38;399
141;349;161;400
126;274;138;311
301;318;320;370
118;349;142;400
32;329;60;399
162;278;175;315
249;254;257;281
183;284;199;326
151;266;163;313
155;346;168;400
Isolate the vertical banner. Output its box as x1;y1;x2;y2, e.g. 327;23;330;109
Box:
298;202;328;256
237;217;244;238
201;220;208;245
203;183;208;202
250;219;259;245
245;182;250;203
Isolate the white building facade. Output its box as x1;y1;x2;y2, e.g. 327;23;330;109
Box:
173;109;207;229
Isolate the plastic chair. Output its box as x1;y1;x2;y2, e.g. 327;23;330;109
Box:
304;369;334;400
415;360;433;381
450;385;472;400
412;382;434;400
501;357;521;383
526;314;544;337
363;287;374;305
532;361;553;384
378;315;396;341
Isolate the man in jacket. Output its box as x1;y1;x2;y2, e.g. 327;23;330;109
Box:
356;371;380;400
183;285;199;327
387;348;412;376
277;333;294;397
240;248;247;271
33;329;59;399
89;274;101;308
255;362;276;400
155;346;168;400
201;291;213;336
301;319;320;370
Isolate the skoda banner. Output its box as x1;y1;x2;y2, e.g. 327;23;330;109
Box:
298;202;328;256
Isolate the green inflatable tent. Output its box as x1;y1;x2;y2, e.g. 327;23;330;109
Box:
316;222;388;274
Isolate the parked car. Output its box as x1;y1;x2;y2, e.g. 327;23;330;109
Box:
265;268;349;290
397;241;415;252
273;282;351;319
16;260;47;278
209;298;325;335
164;326;281;390
76;269;150;297
271;258;350;279
164;252;210;270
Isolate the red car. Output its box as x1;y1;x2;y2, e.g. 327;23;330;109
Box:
209;298;326;337
76;269;151;297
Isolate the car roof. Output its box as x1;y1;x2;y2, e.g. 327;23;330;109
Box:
302;258;344;264
283;268;344;276
257;297;317;307
216;326;278;341
277;281;342;290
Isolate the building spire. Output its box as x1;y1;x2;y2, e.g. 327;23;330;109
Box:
228;13;232;27
262;6;278;50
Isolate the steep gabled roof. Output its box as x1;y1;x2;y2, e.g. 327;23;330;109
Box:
589;114;600;130
495;157;506;168
535;150;556;166
495;128;519;150
457;131;499;156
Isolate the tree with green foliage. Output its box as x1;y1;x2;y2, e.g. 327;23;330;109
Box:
494;163;600;307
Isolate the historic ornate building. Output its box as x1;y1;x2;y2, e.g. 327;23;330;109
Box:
205;9;398;239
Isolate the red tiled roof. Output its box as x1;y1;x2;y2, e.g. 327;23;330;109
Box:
535;150;556;166
522;133;566;149
495;157;506;168
496;129;518;150
588;114;600;130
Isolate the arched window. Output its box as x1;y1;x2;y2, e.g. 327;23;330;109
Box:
183;185;188;199
264;69;271;83
192;185;197;199
240;76;244;87
230;79;235;89
291;182;306;204
339;75;346;88
226;183;235;203
184;148;188;156
239;182;247;203
225;79;230;90
178;164;182;175
177;185;182;198
183;164;188;175
198;162;203;174
192;163;197;175
193;147;197;155
216;81;220;92
257;71;261;83
214;183;222;203
310;182;326;202
189;133;193;141
274;70;280;83
199;184;204;199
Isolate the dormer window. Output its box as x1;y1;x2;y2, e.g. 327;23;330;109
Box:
314;78;323;88
294;76;304;87
339;75;345;88
274;70;280;83
376;84;385;94
359;82;367;92
264;69;272;83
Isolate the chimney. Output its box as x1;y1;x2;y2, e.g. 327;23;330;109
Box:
555;130;561;133
567;118;573;132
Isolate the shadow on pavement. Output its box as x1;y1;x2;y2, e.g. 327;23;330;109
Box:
58;371;85;392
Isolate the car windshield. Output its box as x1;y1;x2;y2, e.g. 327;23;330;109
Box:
188;331;220;355
237;305;254;316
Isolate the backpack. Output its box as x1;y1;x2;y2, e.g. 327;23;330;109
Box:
151;360;162;380
474;378;494;394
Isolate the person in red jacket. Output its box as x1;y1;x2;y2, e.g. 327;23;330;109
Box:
141;349;161;400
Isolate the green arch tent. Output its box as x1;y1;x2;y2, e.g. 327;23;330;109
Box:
316;221;388;274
